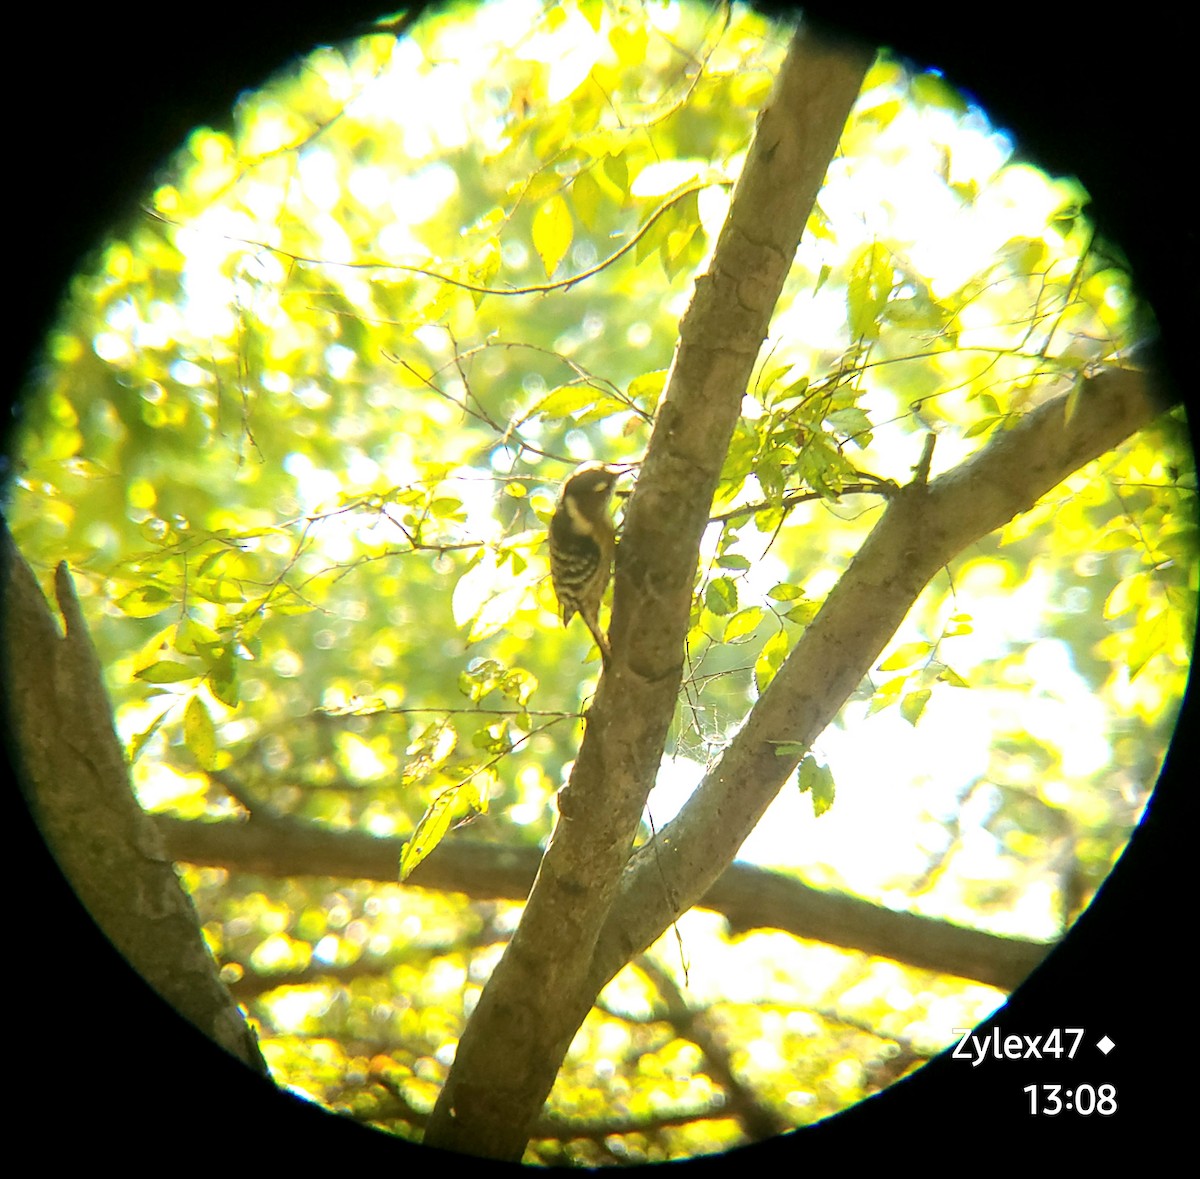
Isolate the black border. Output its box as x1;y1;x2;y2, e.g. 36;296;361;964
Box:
7;1;1191;1162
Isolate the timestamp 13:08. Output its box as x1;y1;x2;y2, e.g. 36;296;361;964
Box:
1024;1084;1117;1115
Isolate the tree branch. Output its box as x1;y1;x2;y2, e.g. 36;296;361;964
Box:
588;364;1162;997
422;28;876;1156
155;814;1050;991
0;524;266;1073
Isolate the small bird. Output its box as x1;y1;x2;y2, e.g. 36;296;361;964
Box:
549;462;618;664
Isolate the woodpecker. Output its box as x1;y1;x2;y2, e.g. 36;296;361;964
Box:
549;462;618;664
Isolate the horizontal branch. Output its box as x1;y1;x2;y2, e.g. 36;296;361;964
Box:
156;814;1048;991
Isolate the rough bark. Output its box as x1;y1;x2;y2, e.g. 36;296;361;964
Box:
1;523;267;1074
424;24;875;1159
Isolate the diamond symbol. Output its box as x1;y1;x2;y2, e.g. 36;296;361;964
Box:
1097;1035;1115;1055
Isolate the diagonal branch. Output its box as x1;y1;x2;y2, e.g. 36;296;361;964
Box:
424;24;875;1160
588;364;1163;996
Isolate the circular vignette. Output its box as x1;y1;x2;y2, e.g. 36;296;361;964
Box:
6;0;1192;1162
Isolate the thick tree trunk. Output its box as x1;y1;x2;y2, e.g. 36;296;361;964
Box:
424;23;876;1159
1;522;267;1074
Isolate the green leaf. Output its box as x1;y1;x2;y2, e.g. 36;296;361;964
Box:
627;368;666;411
399;790;458;881
1001;234;1048;275
577;391;633;424
771;740;807;759
634;206;670;266
531;384;600;420
571;167;604;231
911;72;969;115
128;705;174;763
452;552;527;642
797;754;836;816
532;194;573;278
847;241;894;341
399;777;488;881
900;688;931;726
964;415;1003;439
827;406;872;447
797;431;857;498
658;190;701;280
782;601;817;625
114;584;174;618
472;721;512;754
468;237;501;296
207;646;239;708
459;659;499;702
500;667;538;706
723;606;764;642
868;674;906;716
878;640;933;671
603;152;629;197
705;576;738;616
756;364;792;400
184;695;218;769
403;722;458;784
429;496;466;519
936;664;970;688
755;449;786;503
768;375;809;408
714;428;754;512
1126;607;1168;678
767;582;803;602
578;0;603;31
1103;573;1144;620
754;626;790;694
173;615;221;656
135;659;199;684
609;19;647;68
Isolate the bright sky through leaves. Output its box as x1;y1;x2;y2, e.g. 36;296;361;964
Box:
6;0;1191;1161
